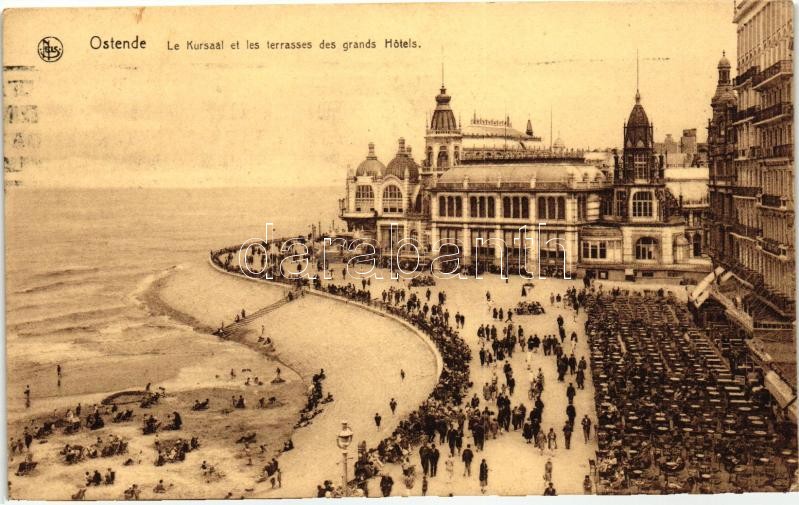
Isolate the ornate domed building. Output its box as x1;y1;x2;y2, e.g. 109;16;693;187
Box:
339;81;708;281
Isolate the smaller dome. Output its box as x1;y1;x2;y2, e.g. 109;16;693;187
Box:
385;138;420;182
355;142;385;177
718;51;731;69
553;137;565;149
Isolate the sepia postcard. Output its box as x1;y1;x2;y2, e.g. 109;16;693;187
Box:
3;0;797;500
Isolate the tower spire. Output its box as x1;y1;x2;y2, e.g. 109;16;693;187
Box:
635;49;641;103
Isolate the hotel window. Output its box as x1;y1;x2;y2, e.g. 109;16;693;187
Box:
439;228;461;254
487;197;495;218
455;197;462;217
521;197;529;218
503;229;523;257
581;241;607;259
503;197;511;218
355;185;375;212
439;196;446;217
635;237;657;260
632;191;653;217
539;230;566;260
382;185;403;213
472;229;494;258
538;196;565;220
634;154;648;179
577;195;587;221
470;197;478;217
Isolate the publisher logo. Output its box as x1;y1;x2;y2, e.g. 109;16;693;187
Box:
37;37;63;62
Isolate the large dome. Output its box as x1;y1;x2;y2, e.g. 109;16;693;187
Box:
355;142;385;177
385;138;420;182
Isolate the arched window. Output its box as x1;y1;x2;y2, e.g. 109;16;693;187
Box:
521;197;529;218
635;237;657;260
438;196;446;217
557;197;566;220
383;185;403;213
632;191;653;217
355;185;374;212
453;145;460;165
455;197;462;217
512;197;520;218
415;194;423;213
548;197;556;220
447;196;455;217
538;197;546;219
692;233;702;257
426;146;433;166
470;197;478;217
437;146;449;169
503;197;511;218
487;197;495;218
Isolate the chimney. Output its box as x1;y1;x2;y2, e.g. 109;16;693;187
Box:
368;142;376;158
398;137;406;154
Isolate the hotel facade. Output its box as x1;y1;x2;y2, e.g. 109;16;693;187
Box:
696;0;795;422
339;82;710;282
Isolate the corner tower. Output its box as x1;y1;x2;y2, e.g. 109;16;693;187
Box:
424;83;462;175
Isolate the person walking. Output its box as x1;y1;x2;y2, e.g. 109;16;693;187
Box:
430;445;440;477
24;385;31;408
566;383;576;405
543;482;557;496
563;421;573;450
547;428;557;450
581;415;592;443
374;412;382;430
582;474;593;494
478;459;489;494
445;456;454;483
461;444;474;477
543;458;553;482
389;398;397;415
379;474;394;497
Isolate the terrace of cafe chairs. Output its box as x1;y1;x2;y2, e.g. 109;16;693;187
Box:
584;291;797;494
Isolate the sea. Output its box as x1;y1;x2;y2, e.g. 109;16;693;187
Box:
3;186;340;411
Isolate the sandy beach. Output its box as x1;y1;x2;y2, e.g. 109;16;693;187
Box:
7;258;440;499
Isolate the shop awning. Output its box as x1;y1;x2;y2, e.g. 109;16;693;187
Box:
581;226;623;239
765;370;797;423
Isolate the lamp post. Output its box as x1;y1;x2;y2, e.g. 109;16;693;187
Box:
336;421;354;496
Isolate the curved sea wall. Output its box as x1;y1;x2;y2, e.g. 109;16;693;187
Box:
209;245;472;494
206;252;444;388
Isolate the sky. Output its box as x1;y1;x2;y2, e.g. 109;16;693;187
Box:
3;1;739;188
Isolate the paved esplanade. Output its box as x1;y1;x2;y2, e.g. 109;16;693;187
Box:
329;269;598;496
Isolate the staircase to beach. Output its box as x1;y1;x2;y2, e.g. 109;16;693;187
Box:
218;291;300;336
